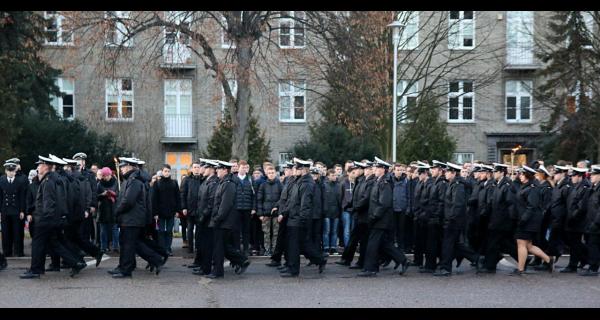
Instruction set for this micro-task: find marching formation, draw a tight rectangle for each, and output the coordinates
[1,153,599,279]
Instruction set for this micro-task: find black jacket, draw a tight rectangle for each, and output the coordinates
[340,177,355,213]
[115,169,147,227]
[478,179,495,218]
[234,174,255,211]
[97,176,118,224]
[210,173,238,230]
[414,178,433,222]
[407,177,418,217]
[565,179,592,233]
[80,168,98,209]
[368,176,394,230]
[467,179,485,223]
[199,175,219,227]
[180,174,204,216]
[34,171,64,227]
[489,176,517,231]
[26,177,41,216]
[0,174,27,216]
[549,177,571,229]
[277,175,297,217]
[428,176,447,225]
[152,176,181,218]
[312,178,324,219]
[516,180,543,233]
[443,176,468,230]
[352,175,376,224]
[286,174,315,228]
[55,169,71,222]
[585,182,600,235]
[256,178,283,217]
[322,180,342,219]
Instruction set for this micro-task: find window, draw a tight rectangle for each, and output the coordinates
[398,80,418,123]
[106,78,133,121]
[506,11,534,65]
[397,11,419,50]
[582,11,595,48]
[448,80,474,122]
[105,11,132,47]
[221,79,237,118]
[448,11,475,49]
[50,78,74,119]
[279,152,293,166]
[453,152,473,164]
[165,152,192,184]
[567,81,593,113]
[44,11,73,45]
[164,79,193,137]
[505,80,532,122]
[221,12,243,48]
[279,80,306,122]
[279,11,305,48]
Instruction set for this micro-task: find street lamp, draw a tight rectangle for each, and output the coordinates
[387,20,405,163]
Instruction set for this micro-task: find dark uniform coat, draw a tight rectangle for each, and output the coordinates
[285,174,315,228]
[210,173,239,230]
[352,175,376,224]
[585,182,600,235]
[368,176,394,230]
[565,179,592,233]
[516,180,543,233]
[443,176,468,230]
[549,177,571,229]
[488,176,517,231]
[115,169,147,227]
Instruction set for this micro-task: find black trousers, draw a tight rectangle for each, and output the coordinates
[565,231,587,268]
[119,226,164,275]
[196,225,213,274]
[250,213,263,250]
[311,218,323,251]
[363,228,407,272]
[413,219,427,266]
[186,215,197,252]
[586,234,600,272]
[272,216,289,264]
[341,222,369,266]
[404,213,414,252]
[212,228,247,276]
[80,216,95,243]
[465,212,478,248]
[180,216,188,242]
[239,210,251,252]
[424,222,442,270]
[30,224,80,274]
[1,214,24,256]
[393,211,404,249]
[484,229,518,270]
[64,220,101,258]
[286,226,325,275]
[473,215,489,254]
[439,227,478,272]
[546,226,566,257]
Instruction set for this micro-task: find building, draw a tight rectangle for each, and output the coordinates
[40,11,588,181]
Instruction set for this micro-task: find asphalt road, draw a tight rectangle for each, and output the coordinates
[1,238,599,308]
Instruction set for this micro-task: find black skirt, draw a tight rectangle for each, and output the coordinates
[514,230,537,241]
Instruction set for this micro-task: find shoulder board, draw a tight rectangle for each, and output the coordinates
[530,184,536,188]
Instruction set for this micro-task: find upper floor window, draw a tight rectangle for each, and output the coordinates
[44,11,73,45]
[50,78,74,119]
[105,11,132,47]
[106,78,133,121]
[279,11,305,49]
[448,80,474,122]
[453,152,473,164]
[398,80,418,123]
[506,80,532,122]
[221,79,238,119]
[448,11,475,49]
[567,81,593,113]
[397,11,419,50]
[221,12,243,49]
[279,80,306,122]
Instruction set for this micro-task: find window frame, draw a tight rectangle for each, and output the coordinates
[447,80,475,123]
[105,11,133,47]
[278,11,306,49]
[51,77,75,120]
[278,80,307,123]
[448,11,476,50]
[279,152,293,166]
[398,80,419,123]
[165,152,193,184]
[505,80,533,123]
[105,78,134,122]
[397,11,419,50]
[453,152,474,164]
[44,11,74,46]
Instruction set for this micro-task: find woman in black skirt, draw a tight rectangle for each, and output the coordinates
[514,165,555,275]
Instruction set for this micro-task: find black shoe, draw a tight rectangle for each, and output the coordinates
[476,268,496,274]
[0,259,6,271]
[534,263,550,271]
[356,271,377,277]
[112,272,132,279]
[279,268,290,274]
[455,257,464,268]
[192,269,207,276]
[528,257,542,267]
[277,265,288,271]
[579,269,599,277]
[349,264,362,270]
[418,268,435,274]
[318,260,327,274]
[560,266,578,273]
[187,263,201,269]
[95,251,104,267]
[266,260,281,267]
[335,260,350,266]
[107,268,121,275]
[235,260,251,275]
[280,272,299,278]
[509,269,524,276]
[399,260,409,275]
[70,262,87,278]
[548,257,555,273]
[45,265,61,272]
[433,269,451,277]
[20,271,41,279]
[204,273,223,279]
[154,263,163,275]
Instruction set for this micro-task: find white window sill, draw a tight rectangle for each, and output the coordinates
[447,120,475,124]
[105,117,134,122]
[44,42,75,47]
[279,119,306,124]
[505,120,532,124]
[448,46,475,50]
[279,45,305,49]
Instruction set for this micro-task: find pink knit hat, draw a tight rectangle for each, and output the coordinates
[100,167,113,176]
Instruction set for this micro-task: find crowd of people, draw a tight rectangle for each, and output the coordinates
[1,152,599,279]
